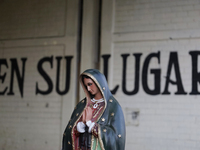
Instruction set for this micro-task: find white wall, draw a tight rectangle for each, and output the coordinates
[101,0,200,150]
[2,0,200,149]
[0,0,79,150]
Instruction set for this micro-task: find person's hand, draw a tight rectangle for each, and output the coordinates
[82,107,93,123]
[85,107,93,122]
[82,109,86,124]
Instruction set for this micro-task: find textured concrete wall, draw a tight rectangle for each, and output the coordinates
[1,0,200,149]
[0,0,79,150]
[101,0,200,150]
[0,0,66,39]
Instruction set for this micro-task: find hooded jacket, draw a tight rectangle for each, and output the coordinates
[62,69,126,150]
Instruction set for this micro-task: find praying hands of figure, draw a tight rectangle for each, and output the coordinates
[82,107,93,124]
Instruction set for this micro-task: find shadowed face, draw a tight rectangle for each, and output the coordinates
[83,78,100,97]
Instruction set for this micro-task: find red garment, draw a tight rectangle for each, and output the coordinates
[72,101,105,149]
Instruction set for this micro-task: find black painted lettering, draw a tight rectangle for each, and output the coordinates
[56,56,73,95]
[102,54,119,94]
[162,52,187,95]
[7,58,27,97]
[0,59,8,95]
[142,51,161,95]
[36,56,53,95]
[189,51,200,94]
[121,53,142,95]
[101,54,110,80]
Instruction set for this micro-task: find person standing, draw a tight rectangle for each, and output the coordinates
[62,69,126,150]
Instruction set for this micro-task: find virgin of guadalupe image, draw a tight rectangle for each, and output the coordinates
[62,69,126,150]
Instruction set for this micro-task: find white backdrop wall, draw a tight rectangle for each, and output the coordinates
[0,0,79,150]
[101,0,200,150]
[1,0,200,150]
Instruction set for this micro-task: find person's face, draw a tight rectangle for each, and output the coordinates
[84,78,100,96]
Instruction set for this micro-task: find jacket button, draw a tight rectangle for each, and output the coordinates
[101,118,105,122]
[76,113,79,116]
[69,125,72,129]
[111,113,114,116]
[68,141,71,145]
[103,129,107,132]
[109,99,113,103]
[118,134,121,138]
[103,87,105,90]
